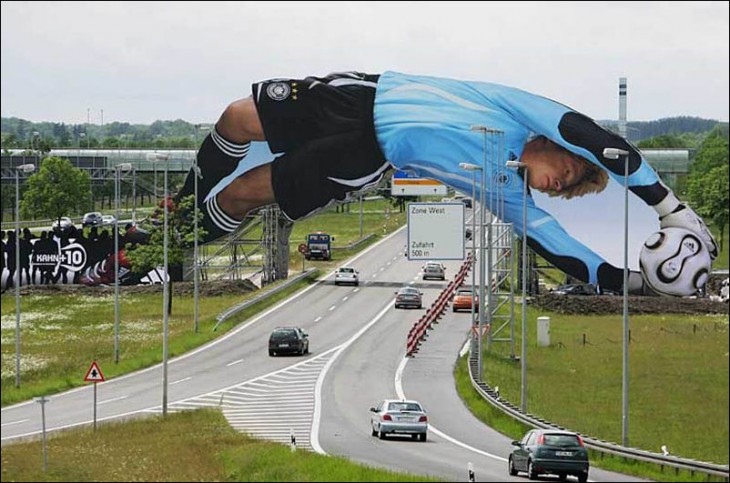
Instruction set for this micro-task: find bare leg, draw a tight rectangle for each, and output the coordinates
[217,164,276,219]
[216,97,266,144]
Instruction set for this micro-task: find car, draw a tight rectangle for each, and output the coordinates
[552,283,596,296]
[268,327,309,356]
[422,261,446,280]
[51,217,75,234]
[452,288,478,312]
[508,429,589,483]
[101,214,117,226]
[334,266,359,286]
[370,399,428,441]
[82,212,103,227]
[394,286,423,309]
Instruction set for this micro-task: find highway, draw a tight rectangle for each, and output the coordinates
[1,224,644,482]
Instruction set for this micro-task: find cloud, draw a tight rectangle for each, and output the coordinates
[2,1,728,124]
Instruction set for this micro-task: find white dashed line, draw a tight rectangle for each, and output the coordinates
[328,305,336,311]
[342,296,348,302]
[170,377,191,385]
[353,288,359,293]
[227,359,244,367]
[98,396,127,405]
[1,419,28,427]
[314,316,323,322]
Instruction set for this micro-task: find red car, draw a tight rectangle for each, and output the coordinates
[452,288,478,312]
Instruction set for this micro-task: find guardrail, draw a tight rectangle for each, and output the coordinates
[213,268,319,331]
[406,255,472,357]
[467,356,729,480]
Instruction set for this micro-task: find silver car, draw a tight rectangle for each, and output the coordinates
[334,266,359,286]
[370,399,428,441]
[422,261,446,280]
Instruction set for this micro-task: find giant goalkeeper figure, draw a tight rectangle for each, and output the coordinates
[174,71,718,295]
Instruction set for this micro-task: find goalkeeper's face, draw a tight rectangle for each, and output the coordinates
[523,139,585,193]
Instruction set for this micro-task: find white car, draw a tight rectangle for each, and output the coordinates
[370,399,428,441]
[101,215,117,226]
[334,266,359,286]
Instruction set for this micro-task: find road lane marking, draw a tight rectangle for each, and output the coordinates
[353,288,359,293]
[395,357,507,463]
[1,419,28,427]
[329,305,336,311]
[311,299,396,454]
[342,296,348,302]
[98,396,127,405]
[314,316,323,322]
[170,377,192,385]
[226,359,244,367]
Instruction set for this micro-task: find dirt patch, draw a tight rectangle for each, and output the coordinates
[11,280,259,298]
[533,294,728,315]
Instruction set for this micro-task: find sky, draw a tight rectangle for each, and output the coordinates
[1,1,728,126]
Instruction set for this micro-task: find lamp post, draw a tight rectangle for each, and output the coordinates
[193,125,209,333]
[470,125,494,381]
[14,163,35,388]
[460,162,483,353]
[149,152,171,416]
[506,160,530,412]
[603,147,631,447]
[113,163,133,364]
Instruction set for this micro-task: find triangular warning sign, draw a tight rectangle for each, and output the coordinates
[84,360,105,382]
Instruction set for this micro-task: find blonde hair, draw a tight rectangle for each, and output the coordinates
[545,152,609,200]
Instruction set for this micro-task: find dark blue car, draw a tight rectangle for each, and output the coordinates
[509,429,589,482]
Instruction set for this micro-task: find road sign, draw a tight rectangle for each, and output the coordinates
[391,170,447,196]
[298,243,309,255]
[407,202,465,260]
[84,360,105,382]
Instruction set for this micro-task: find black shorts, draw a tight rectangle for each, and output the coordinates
[252,72,391,220]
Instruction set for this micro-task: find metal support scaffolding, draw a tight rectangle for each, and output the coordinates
[184,206,292,285]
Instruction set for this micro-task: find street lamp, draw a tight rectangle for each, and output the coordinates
[603,146,631,447]
[470,125,495,381]
[14,163,35,388]
[113,163,133,364]
[507,160,529,413]
[193,125,210,333]
[148,152,171,416]
[460,162,483,356]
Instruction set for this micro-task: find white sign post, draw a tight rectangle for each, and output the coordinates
[407,202,465,260]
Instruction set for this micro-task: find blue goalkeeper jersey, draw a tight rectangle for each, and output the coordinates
[373,71,668,291]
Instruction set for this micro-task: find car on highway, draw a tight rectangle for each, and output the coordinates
[452,288,477,312]
[334,266,359,286]
[552,283,596,296]
[82,212,103,227]
[370,399,428,441]
[268,327,309,357]
[51,217,75,234]
[508,429,589,483]
[394,286,423,309]
[101,214,117,226]
[422,261,446,280]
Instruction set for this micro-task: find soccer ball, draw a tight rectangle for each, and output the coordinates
[639,227,712,297]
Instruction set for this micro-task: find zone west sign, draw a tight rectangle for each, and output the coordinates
[407,202,465,260]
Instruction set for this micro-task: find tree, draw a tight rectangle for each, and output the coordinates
[687,165,729,251]
[20,156,92,224]
[125,195,206,315]
[686,129,729,250]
